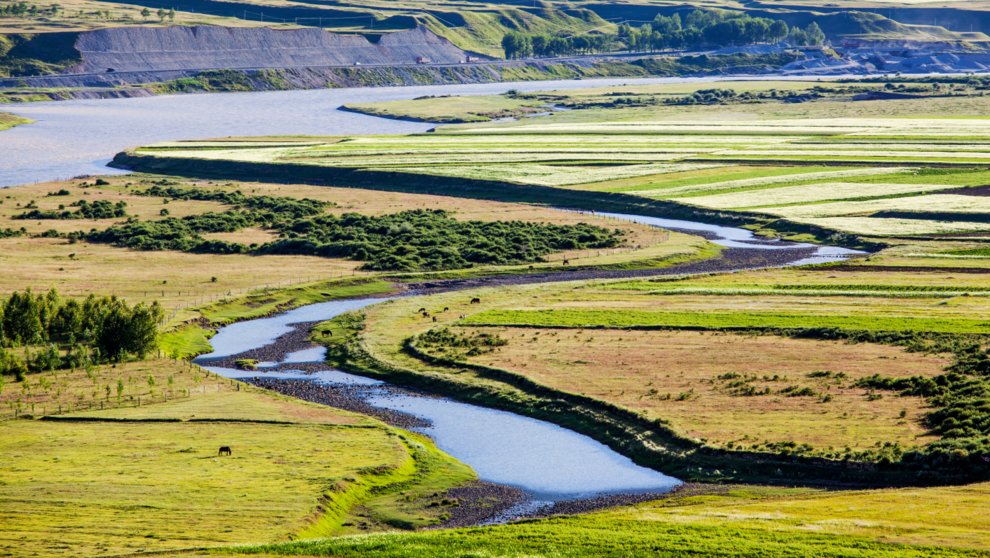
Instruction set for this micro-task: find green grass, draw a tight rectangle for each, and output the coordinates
[462,308,990,334]
[0,386,473,556]
[158,277,395,359]
[218,484,990,558]
[159,322,215,359]
[0,111,30,130]
[343,95,547,123]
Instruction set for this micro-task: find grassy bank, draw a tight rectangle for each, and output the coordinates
[216,482,990,557]
[0,361,474,556]
[0,111,29,130]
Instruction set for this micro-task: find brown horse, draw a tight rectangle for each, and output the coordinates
[218,446,232,456]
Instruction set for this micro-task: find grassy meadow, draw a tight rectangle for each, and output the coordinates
[0,111,30,129]
[0,361,475,557]
[205,482,990,557]
[7,83,990,556]
[127,91,990,242]
[0,174,707,325]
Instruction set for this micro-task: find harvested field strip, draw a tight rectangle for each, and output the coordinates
[458,327,945,451]
[605,286,990,298]
[461,309,990,333]
[683,182,955,209]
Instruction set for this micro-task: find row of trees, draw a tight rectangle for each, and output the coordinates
[0,2,60,17]
[503,10,826,59]
[0,289,162,377]
[502,32,613,59]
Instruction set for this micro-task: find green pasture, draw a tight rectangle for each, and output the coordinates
[462,308,990,334]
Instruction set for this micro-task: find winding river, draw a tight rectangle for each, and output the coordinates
[191,210,858,517]
[3,77,859,518]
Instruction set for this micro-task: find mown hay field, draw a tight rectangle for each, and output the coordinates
[129,111,990,239]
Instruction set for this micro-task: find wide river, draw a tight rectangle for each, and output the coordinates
[0,74,837,187]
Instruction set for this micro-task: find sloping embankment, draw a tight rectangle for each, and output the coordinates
[69,25,472,73]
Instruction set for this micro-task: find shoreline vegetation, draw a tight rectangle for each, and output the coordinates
[0,111,29,130]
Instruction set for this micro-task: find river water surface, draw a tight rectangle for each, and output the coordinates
[5,77,859,515]
[193,209,858,509]
[197,297,683,503]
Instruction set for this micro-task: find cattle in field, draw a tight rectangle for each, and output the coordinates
[470,297,481,304]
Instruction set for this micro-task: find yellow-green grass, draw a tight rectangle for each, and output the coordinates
[354,280,955,452]
[0,111,30,130]
[0,0,296,33]
[0,358,474,556]
[211,482,990,557]
[124,104,990,238]
[0,358,210,419]
[343,95,548,123]
[453,327,946,451]
[0,414,398,556]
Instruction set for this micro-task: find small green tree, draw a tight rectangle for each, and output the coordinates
[141,7,151,19]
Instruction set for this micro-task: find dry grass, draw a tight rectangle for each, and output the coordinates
[0,175,704,314]
[461,328,947,451]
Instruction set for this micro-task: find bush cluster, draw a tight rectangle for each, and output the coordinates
[89,194,622,271]
[267,210,621,271]
[17,199,127,220]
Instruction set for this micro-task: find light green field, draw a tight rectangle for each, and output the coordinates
[126,97,990,239]
[210,483,990,557]
[0,374,474,557]
[343,95,549,123]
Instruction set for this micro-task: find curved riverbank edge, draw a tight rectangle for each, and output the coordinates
[318,310,984,489]
[110,151,883,252]
[0,112,32,131]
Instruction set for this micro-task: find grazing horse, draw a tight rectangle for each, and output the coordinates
[218,446,232,456]
[422,311,430,318]
[321,330,332,337]
[443,307,449,312]
[470,297,481,304]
